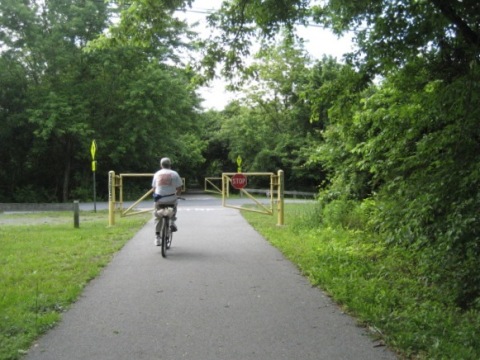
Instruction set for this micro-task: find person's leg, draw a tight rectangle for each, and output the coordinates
[154,202,161,245]
[171,202,178,232]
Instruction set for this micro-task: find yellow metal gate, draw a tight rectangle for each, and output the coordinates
[221,170,284,226]
[107,170,284,226]
[108,172,154,225]
[204,177,222,195]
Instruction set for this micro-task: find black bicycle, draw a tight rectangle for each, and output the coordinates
[155,204,175,257]
[154,197,184,258]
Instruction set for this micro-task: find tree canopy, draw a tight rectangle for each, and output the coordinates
[0,0,203,201]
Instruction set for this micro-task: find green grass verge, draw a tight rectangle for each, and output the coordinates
[0,210,150,360]
[242,203,480,360]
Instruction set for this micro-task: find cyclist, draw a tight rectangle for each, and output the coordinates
[152,157,183,246]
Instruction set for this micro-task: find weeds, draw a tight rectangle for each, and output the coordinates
[242,203,480,360]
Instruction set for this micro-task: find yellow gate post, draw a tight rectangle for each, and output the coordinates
[108,171,115,226]
[277,169,284,226]
[221,174,226,207]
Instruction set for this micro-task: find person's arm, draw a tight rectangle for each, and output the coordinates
[176,186,182,196]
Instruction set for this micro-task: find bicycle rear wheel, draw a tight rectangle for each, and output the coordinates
[161,217,168,258]
[166,225,173,249]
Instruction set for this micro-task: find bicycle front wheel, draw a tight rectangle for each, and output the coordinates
[161,217,168,258]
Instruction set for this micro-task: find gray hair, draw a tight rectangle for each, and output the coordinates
[160,157,171,169]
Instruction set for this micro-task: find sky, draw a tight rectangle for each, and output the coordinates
[178,0,354,110]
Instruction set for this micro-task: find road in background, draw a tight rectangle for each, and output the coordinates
[26,194,396,360]
[79,193,312,212]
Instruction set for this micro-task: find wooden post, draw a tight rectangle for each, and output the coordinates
[74,200,80,228]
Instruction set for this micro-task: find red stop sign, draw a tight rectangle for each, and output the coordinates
[231,173,247,189]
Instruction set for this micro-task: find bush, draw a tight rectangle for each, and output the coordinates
[320,198,375,231]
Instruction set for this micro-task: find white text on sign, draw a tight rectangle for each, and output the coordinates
[231,173,247,189]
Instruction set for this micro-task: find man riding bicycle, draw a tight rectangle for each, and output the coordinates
[152,157,183,246]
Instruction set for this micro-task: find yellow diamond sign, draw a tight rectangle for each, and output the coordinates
[90,140,97,160]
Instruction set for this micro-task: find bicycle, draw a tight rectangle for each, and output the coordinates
[154,197,185,258]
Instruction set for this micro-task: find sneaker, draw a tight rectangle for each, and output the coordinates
[170,222,177,232]
[155,235,161,246]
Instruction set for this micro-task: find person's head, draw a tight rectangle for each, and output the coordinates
[160,157,171,169]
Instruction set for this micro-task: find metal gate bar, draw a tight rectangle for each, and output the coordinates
[204,177,223,195]
[222,173,273,215]
[122,188,153,217]
[221,170,284,225]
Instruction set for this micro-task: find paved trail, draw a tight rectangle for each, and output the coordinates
[26,195,397,360]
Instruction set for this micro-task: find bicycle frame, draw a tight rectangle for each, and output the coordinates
[155,205,175,258]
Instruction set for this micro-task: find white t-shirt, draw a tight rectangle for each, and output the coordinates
[152,169,183,203]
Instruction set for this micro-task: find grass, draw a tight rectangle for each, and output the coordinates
[1,204,479,359]
[242,203,480,360]
[0,210,150,360]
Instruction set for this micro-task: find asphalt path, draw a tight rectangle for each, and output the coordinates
[26,194,397,360]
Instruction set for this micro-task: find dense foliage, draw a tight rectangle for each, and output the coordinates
[318,0,480,309]
[0,0,203,202]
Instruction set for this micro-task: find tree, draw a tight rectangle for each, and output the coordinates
[239,36,323,187]
[200,0,311,79]
[200,37,327,189]
[315,0,480,80]
[89,0,195,64]
[0,55,30,201]
[200,0,480,81]
[0,0,111,201]
[345,61,480,308]
[197,109,231,179]
[301,57,371,199]
[0,0,205,201]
